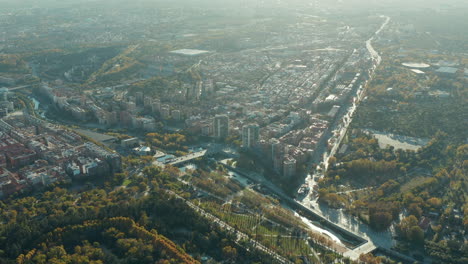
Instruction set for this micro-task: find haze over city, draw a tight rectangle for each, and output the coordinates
[0,0,466,263]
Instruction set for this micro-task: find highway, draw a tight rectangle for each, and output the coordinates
[296,15,397,261]
[366,15,391,65]
[321,15,391,171]
[5,84,32,91]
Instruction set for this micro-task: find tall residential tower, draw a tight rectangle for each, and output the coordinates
[213,115,229,139]
[242,123,260,148]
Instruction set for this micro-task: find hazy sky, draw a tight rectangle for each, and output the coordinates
[1,0,467,8]
[0,0,466,16]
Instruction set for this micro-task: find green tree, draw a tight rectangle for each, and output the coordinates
[222,246,237,262]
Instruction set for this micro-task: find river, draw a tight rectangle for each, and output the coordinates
[222,161,348,247]
[28,96,48,119]
[30,96,39,110]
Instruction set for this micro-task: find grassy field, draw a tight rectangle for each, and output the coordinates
[400,176,431,193]
[122,179,132,186]
[196,198,317,261]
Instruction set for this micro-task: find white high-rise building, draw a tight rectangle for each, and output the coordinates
[270,138,283,159]
[242,123,260,148]
[213,115,229,139]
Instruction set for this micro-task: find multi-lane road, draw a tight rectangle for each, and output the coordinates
[297,15,394,261]
[5,84,32,91]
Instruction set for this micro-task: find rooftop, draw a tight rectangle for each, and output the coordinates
[435,67,458,74]
[74,129,117,144]
[402,62,430,69]
[170,49,210,56]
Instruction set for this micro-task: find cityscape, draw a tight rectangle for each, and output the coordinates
[0,0,466,264]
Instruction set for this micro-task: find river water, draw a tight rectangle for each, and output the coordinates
[30,96,39,110]
[28,96,47,118]
[224,164,349,246]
